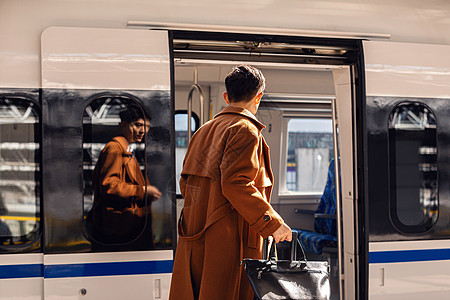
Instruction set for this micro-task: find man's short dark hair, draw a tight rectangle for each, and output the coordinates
[119,104,151,123]
[225,65,265,103]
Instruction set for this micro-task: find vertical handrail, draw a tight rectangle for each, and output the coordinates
[331,97,344,300]
[187,66,204,143]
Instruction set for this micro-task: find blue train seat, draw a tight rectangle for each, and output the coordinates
[294,159,337,255]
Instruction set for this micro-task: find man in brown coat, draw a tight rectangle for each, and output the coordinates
[88,105,161,248]
[169,65,292,300]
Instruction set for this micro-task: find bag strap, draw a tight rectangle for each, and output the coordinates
[262,237,270,260]
[291,231,308,263]
[262,236,279,261]
[263,237,278,260]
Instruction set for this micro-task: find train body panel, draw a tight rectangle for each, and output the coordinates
[364,41,450,99]
[1,27,174,299]
[43,250,172,299]
[0,254,43,300]
[41,27,171,91]
[2,0,450,89]
[369,240,450,299]
[364,41,450,299]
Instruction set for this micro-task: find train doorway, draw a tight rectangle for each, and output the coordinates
[169,30,363,300]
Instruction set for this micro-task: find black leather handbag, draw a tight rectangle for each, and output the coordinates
[242,231,330,300]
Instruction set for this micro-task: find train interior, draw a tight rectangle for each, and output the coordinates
[174,63,336,228]
[172,36,358,299]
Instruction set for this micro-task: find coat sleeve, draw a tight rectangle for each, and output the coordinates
[97,142,145,201]
[220,127,284,238]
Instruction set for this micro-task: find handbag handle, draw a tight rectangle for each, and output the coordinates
[291,231,308,263]
[266,237,278,260]
[263,231,308,263]
[262,236,271,260]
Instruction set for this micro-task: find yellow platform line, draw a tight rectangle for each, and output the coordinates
[0,216,40,222]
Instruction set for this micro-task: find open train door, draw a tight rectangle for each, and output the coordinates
[332,66,359,300]
[41,27,174,299]
[364,41,450,299]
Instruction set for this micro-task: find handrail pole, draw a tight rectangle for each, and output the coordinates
[187,66,204,143]
[187,93,192,143]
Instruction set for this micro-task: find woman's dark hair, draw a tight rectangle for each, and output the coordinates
[119,104,151,123]
[224,65,265,103]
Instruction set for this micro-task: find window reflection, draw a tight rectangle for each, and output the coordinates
[0,97,40,245]
[83,95,157,250]
[388,102,438,233]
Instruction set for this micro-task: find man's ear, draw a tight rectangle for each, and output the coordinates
[223,92,230,104]
[255,92,263,104]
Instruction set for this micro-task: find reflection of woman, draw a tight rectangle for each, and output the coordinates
[88,105,161,248]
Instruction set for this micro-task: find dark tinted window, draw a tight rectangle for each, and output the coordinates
[388,102,438,233]
[0,97,40,245]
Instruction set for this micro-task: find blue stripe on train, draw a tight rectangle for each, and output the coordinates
[44,260,173,278]
[0,260,173,279]
[0,264,43,279]
[369,248,450,264]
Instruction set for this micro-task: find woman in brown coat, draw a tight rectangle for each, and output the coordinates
[169,66,292,300]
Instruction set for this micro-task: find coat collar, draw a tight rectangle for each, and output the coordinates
[215,106,265,131]
[111,136,145,184]
[112,136,133,155]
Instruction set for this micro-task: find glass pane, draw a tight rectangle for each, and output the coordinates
[388,102,438,233]
[175,113,197,195]
[285,118,334,194]
[83,96,153,249]
[0,98,40,245]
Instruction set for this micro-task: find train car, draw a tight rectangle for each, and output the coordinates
[1,1,450,299]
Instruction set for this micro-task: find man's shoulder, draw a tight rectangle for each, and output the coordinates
[189,114,260,147]
[214,113,260,134]
[103,137,126,154]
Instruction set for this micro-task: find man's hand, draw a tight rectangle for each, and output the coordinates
[272,222,292,243]
[145,185,162,200]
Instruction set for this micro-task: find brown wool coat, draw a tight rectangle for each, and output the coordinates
[169,106,284,300]
[89,136,148,241]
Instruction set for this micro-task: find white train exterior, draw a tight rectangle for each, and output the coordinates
[1,1,450,299]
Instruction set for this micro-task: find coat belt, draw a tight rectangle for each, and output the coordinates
[178,202,234,241]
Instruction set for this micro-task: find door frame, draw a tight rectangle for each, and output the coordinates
[168,29,367,300]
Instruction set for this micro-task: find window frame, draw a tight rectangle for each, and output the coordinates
[174,110,200,198]
[388,101,439,234]
[278,113,334,201]
[0,93,42,250]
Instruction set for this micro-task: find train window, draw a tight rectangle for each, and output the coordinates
[281,118,334,194]
[0,97,40,246]
[174,111,199,195]
[388,102,438,233]
[83,95,154,249]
